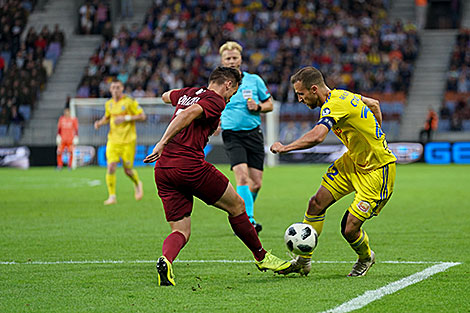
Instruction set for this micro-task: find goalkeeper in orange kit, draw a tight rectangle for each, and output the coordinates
[56,107,79,170]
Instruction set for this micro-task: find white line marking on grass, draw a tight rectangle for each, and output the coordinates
[321,262,461,313]
[0,259,457,265]
[87,179,101,187]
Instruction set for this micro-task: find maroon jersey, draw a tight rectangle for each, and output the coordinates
[156,87,226,167]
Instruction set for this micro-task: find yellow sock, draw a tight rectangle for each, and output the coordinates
[105,172,116,197]
[127,169,140,185]
[303,212,325,236]
[302,212,325,257]
[349,229,371,260]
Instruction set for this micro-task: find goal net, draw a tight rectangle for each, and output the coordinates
[69,97,280,166]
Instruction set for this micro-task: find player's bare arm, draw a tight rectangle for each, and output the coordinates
[362,96,382,126]
[270,124,329,154]
[162,90,178,104]
[143,104,204,163]
[94,115,109,129]
[114,112,147,125]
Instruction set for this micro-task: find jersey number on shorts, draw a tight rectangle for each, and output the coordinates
[326,164,339,181]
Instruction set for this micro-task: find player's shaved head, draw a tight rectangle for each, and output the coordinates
[290,67,326,90]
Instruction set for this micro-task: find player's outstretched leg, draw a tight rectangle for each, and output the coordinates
[156,256,175,286]
[348,250,375,277]
[255,251,292,273]
[228,212,291,274]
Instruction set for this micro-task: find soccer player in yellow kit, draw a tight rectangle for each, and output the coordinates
[94,79,147,205]
[271,67,396,277]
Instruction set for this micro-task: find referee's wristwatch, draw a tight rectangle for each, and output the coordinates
[255,104,262,112]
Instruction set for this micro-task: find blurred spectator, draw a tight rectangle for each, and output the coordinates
[79,2,95,34]
[419,108,438,142]
[279,121,298,144]
[101,21,113,41]
[78,1,110,35]
[450,111,463,131]
[95,2,108,34]
[439,100,452,120]
[52,24,65,48]
[131,85,145,98]
[9,105,25,143]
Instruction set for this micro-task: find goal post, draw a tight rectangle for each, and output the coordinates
[69,97,280,166]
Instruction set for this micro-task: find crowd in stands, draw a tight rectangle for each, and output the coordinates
[78,0,111,35]
[77,0,419,98]
[0,0,66,142]
[75,0,419,138]
[442,28,470,131]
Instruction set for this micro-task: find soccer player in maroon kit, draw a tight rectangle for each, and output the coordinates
[144,67,291,286]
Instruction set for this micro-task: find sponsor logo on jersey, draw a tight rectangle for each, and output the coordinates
[178,95,201,107]
[333,127,342,136]
[357,201,371,213]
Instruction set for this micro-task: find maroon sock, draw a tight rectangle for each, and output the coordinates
[229,212,267,261]
[162,231,187,263]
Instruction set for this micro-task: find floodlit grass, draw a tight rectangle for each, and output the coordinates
[0,164,469,312]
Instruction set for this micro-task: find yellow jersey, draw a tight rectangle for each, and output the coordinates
[105,95,143,144]
[318,89,396,172]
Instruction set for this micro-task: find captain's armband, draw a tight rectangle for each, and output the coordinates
[316,117,335,131]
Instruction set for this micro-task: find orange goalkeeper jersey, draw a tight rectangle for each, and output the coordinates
[57,116,79,143]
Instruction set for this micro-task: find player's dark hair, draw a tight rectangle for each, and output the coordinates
[111,78,124,85]
[290,66,326,89]
[209,66,241,87]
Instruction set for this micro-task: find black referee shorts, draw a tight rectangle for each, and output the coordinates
[222,127,265,171]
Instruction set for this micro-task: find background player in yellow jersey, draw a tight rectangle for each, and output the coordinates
[94,79,147,205]
[271,67,396,277]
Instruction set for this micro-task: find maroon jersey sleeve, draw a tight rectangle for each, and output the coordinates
[169,89,184,106]
[197,93,225,120]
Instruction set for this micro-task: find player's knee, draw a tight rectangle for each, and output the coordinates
[237,176,249,186]
[124,168,133,176]
[251,180,262,192]
[233,196,246,216]
[341,220,360,242]
[107,163,117,173]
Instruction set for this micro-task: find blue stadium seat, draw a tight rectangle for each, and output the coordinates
[19,105,31,120]
[0,125,7,136]
[438,119,451,131]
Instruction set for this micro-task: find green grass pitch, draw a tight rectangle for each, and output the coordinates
[0,164,469,312]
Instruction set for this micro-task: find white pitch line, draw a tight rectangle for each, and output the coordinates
[321,262,461,313]
[0,259,454,265]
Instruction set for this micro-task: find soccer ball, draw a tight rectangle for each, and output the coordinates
[284,223,318,255]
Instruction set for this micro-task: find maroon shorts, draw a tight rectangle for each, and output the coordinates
[154,162,229,222]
